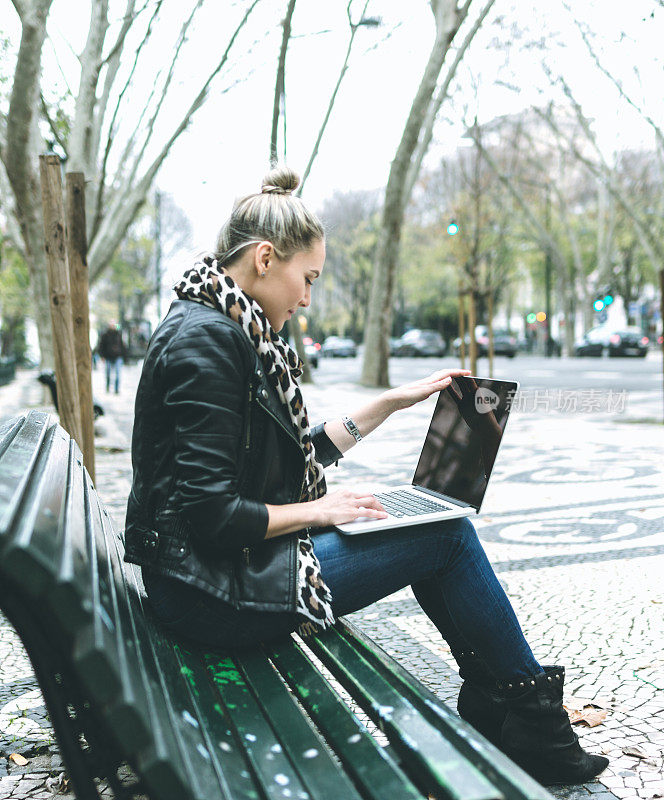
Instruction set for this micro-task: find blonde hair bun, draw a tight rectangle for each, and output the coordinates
[261,166,300,196]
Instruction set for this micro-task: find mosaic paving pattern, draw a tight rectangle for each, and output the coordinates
[1,365,663,799]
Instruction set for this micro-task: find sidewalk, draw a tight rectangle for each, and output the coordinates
[1,364,663,799]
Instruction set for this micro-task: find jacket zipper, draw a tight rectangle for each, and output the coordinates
[244,384,253,450]
[242,547,251,565]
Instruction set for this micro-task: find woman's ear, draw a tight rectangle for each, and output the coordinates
[254,241,273,277]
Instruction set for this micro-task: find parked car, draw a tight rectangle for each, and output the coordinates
[453,326,518,358]
[303,336,321,368]
[389,337,401,356]
[321,336,357,358]
[574,326,649,358]
[392,329,447,357]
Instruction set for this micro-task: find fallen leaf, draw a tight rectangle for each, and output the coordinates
[565,695,608,711]
[622,745,649,759]
[565,706,607,727]
[8,753,29,766]
[46,772,70,794]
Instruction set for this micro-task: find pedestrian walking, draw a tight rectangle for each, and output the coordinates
[97,321,126,394]
[123,166,608,785]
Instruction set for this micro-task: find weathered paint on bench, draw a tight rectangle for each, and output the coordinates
[0,410,554,800]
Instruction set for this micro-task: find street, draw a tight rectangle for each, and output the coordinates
[317,350,663,394]
[0,355,663,799]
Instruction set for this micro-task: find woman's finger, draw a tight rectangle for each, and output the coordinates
[357,506,389,518]
[354,495,386,511]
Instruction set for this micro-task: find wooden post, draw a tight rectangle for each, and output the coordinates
[487,289,494,379]
[66,173,95,482]
[468,287,477,376]
[39,155,83,447]
[458,278,466,368]
[660,268,664,424]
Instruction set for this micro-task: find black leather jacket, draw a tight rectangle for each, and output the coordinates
[124,299,342,612]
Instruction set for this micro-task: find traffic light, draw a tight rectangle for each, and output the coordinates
[594,287,614,312]
[526,312,536,323]
[447,220,459,236]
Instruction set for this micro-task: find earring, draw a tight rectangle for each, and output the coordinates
[260,272,266,277]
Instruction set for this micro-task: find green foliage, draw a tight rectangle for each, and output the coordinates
[311,190,380,341]
[0,240,30,360]
[97,228,154,325]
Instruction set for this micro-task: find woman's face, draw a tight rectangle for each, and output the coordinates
[257,238,326,332]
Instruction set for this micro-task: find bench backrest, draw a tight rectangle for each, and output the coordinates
[0,411,553,800]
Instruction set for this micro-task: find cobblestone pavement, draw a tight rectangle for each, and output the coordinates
[1,363,663,799]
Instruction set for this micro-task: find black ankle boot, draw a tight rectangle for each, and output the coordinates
[456,651,507,747]
[500,665,609,785]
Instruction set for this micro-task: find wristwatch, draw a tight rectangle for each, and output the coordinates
[342,415,362,443]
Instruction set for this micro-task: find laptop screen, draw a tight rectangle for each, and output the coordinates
[412,377,517,511]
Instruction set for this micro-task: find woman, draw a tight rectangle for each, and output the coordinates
[124,167,608,786]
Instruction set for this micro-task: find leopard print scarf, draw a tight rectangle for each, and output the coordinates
[174,255,335,634]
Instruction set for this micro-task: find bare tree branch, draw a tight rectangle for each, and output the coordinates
[405,0,496,203]
[40,93,67,155]
[88,0,262,280]
[10,0,29,21]
[91,0,138,162]
[564,3,664,155]
[68,0,110,172]
[362,0,480,386]
[270,0,297,168]
[462,119,568,274]
[4,0,54,220]
[0,160,27,257]
[101,0,150,66]
[532,95,664,270]
[91,0,164,239]
[297,0,370,195]
[127,0,206,184]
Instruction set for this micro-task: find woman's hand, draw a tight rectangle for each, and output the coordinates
[383,368,472,413]
[309,489,388,527]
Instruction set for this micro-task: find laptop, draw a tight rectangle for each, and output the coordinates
[336,376,518,535]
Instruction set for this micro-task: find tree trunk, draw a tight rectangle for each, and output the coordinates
[4,0,55,367]
[361,0,470,387]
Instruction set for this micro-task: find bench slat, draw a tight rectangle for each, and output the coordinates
[0,412,50,538]
[268,638,423,800]
[48,442,92,635]
[306,628,503,800]
[174,645,262,800]
[72,485,127,705]
[0,412,553,800]
[1,419,71,597]
[205,653,311,800]
[236,646,365,800]
[112,534,215,800]
[337,622,552,800]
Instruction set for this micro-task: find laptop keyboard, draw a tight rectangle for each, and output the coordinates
[374,489,452,518]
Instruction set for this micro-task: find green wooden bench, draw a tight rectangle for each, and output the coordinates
[0,410,554,800]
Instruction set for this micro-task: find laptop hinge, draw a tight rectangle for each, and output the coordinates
[414,485,478,511]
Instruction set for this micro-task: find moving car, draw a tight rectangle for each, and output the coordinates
[453,326,518,358]
[321,336,357,358]
[392,329,447,358]
[574,326,649,358]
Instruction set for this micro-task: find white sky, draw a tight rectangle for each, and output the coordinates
[2,0,663,274]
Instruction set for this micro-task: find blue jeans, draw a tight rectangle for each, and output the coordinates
[105,357,123,393]
[143,517,541,681]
